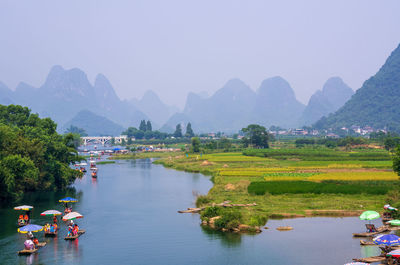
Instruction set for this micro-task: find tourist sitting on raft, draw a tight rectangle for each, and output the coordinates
[44,223,58,233]
[64,207,72,215]
[24,239,35,250]
[66,223,79,237]
[32,236,39,247]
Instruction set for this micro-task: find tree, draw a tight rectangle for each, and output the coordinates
[146,120,152,132]
[191,137,201,152]
[64,125,88,136]
[241,124,270,148]
[139,120,147,131]
[174,124,182,138]
[393,146,400,176]
[185,122,194,138]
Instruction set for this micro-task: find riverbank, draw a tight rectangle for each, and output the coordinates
[149,150,397,228]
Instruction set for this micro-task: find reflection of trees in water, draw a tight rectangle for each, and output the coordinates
[201,225,242,248]
[360,245,380,258]
[130,159,153,170]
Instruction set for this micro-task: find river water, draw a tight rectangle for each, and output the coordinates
[0,158,383,265]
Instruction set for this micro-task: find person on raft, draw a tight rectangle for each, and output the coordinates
[73,224,79,236]
[24,239,35,250]
[27,231,33,240]
[32,236,39,247]
[53,215,58,224]
[67,224,73,237]
[18,212,30,225]
[64,203,72,214]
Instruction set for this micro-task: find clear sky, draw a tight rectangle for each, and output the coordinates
[1,0,399,108]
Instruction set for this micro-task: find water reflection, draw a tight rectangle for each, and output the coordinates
[201,226,242,248]
[360,245,380,258]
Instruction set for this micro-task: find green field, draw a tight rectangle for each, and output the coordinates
[153,147,399,227]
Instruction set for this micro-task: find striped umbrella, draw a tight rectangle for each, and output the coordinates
[14,205,33,211]
[59,197,78,203]
[373,234,400,246]
[41,210,62,216]
[62,212,83,221]
[344,263,369,265]
[387,249,400,258]
[18,224,43,233]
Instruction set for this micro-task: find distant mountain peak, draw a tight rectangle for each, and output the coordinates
[258,76,296,99]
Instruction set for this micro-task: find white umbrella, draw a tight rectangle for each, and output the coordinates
[62,212,83,221]
[41,210,62,216]
[14,205,33,211]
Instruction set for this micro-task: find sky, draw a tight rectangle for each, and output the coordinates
[0,0,400,109]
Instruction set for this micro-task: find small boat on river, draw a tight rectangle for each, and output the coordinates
[64,230,85,240]
[18,248,38,255]
[360,240,375,246]
[353,225,389,237]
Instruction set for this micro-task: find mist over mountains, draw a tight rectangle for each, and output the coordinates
[0,65,356,135]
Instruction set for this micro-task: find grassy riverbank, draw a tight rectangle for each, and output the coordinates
[152,148,399,227]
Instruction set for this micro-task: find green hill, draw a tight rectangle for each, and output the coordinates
[314,43,400,132]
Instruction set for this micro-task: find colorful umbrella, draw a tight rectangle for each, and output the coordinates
[388,220,400,226]
[344,263,369,265]
[359,211,380,221]
[41,210,62,216]
[387,249,400,258]
[62,212,83,221]
[18,224,43,233]
[59,197,78,203]
[14,205,33,211]
[373,234,400,246]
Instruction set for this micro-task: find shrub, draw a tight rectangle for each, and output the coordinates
[201,206,220,219]
[248,215,268,226]
[196,195,212,207]
[214,209,242,230]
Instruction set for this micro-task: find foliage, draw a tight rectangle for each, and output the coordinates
[191,137,201,153]
[185,122,194,138]
[200,206,220,219]
[146,120,152,132]
[196,195,212,207]
[121,126,168,140]
[241,124,270,148]
[64,125,88,136]
[174,124,182,138]
[393,145,400,176]
[214,209,242,230]
[0,104,82,202]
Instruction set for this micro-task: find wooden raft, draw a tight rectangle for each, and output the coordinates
[18,249,38,255]
[178,201,257,213]
[360,240,375,246]
[65,229,85,240]
[36,242,46,248]
[44,231,57,237]
[353,256,385,263]
[353,225,389,237]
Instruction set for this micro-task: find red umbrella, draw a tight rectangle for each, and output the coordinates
[387,249,400,258]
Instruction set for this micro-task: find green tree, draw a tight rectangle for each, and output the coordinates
[146,120,152,132]
[185,122,194,138]
[191,137,201,152]
[393,145,400,176]
[139,120,147,131]
[241,124,270,148]
[174,124,182,138]
[64,125,88,136]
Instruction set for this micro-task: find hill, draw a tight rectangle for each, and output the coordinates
[314,43,400,131]
[300,77,353,125]
[63,109,125,136]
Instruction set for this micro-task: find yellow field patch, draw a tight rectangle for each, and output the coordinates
[308,171,399,181]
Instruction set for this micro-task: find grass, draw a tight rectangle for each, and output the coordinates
[130,147,398,226]
[97,161,116,165]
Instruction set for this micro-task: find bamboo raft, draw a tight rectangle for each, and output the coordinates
[44,231,57,237]
[36,242,47,248]
[353,225,389,237]
[18,249,38,255]
[276,226,293,231]
[360,240,375,246]
[353,256,385,263]
[64,229,85,240]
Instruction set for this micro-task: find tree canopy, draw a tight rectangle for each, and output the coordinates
[0,104,82,202]
[241,124,270,148]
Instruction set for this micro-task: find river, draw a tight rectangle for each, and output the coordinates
[0,158,383,264]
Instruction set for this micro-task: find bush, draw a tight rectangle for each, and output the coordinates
[214,209,242,230]
[201,206,220,219]
[196,195,212,207]
[248,215,268,226]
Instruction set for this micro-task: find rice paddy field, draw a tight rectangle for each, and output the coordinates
[154,147,400,223]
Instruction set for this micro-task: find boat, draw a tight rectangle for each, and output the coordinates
[276,226,293,231]
[352,256,386,263]
[44,231,57,237]
[64,229,85,240]
[353,225,389,237]
[360,240,375,245]
[18,249,38,255]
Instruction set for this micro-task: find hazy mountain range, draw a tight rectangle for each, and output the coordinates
[315,43,400,132]
[0,65,355,135]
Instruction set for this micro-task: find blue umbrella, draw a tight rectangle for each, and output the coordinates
[59,197,78,203]
[113,148,121,151]
[18,224,43,233]
[373,234,400,246]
